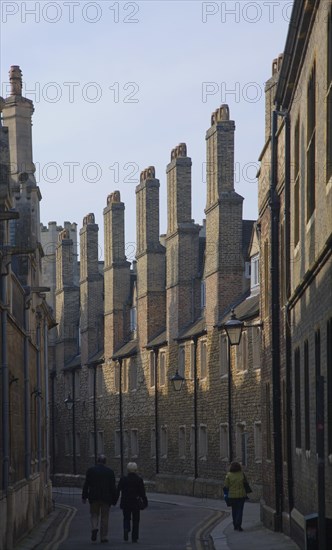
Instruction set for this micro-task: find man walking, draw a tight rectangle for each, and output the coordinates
[82,454,117,543]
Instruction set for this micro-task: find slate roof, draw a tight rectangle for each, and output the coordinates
[112,340,138,360]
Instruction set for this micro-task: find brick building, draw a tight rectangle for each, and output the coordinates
[0,67,54,549]
[45,105,263,499]
[258,0,332,547]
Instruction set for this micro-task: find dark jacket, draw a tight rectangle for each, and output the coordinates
[117,472,148,510]
[82,464,117,505]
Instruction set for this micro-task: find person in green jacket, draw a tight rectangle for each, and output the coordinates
[224,461,248,531]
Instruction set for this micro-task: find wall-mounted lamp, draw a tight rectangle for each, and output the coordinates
[170,370,185,392]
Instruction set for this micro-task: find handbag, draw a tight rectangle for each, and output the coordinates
[243,476,252,494]
[223,487,232,507]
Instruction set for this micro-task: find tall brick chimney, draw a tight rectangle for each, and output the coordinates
[166,144,200,342]
[103,191,131,359]
[55,229,80,367]
[79,213,104,365]
[204,105,244,327]
[135,167,166,347]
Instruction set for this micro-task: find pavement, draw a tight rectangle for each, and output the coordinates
[14,488,300,550]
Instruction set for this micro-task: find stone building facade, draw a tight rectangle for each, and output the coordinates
[46,105,263,499]
[258,0,332,547]
[0,67,54,549]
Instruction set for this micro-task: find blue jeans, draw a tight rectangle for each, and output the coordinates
[231,498,246,529]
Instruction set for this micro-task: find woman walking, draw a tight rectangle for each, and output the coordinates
[224,461,249,531]
[116,462,148,543]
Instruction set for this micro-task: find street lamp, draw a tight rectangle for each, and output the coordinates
[224,309,243,463]
[170,370,185,392]
[64,393,74,410]
[64,391,76,474]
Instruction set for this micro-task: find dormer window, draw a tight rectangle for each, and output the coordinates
[130,306,137,333]
[201,280,206,309]
[251,254,260,290]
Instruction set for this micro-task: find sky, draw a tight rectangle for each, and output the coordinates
[1,0,293,261]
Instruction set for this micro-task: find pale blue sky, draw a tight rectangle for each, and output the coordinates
[1,0,293,259]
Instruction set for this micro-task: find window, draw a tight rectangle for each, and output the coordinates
[115,430,121,457]
[200,340,207,379]
[282,380,288,462]
[89,432,95,457]
[199,425,207,459]
[280,223,285,305]
[254,422,262,462]
[304,340,310,451]
[250,254,259,289]
[151,428,156,458]
[149,352,155,388]
[129,358,137,390]
[236,331,247,372]
[64,373,71,399]
[220,334,228,376]
[327,7,332,182]
[178,346,185,378]
[266,383,271,460]
[131,429,138,457]
[306,63,316,221]
[294,347,301,448]
[130,305,137,333]
[114,362,120,393]
[220,423,229,461]
[160,426,168,458]
[201,280,206,309]
[179,426,186,458]
[315,329,321,456]
[252,327,261,369]
[159,352,166,387]
[294,117,300,245]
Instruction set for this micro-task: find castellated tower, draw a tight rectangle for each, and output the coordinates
[166,144,200,341]
[1,66,42,284]
[204,105,244,327]
[79,213,104,365]
[136,167,166,347]
[55,229,80,368]
[103,191,131,358]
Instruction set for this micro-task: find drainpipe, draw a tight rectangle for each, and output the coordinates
[36,319,42,470]
[227,338,233,463]
[93,365,97,464]
[283,112,294,513]
[270,109,283,530]
[24,296,31,479]
[193,336,198,480]
[50,370,56,477]
[71,370,77,474]
[154,348,159,475]
[1,265,9,490]
[119,358,124,476]
[44,319,50,483]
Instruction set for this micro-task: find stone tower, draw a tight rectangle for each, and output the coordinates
[135,167,166,347]
[165,144,200,341]
[79,213,104,365]
[204,104,244,327]
[1,65,42,284]
[103,191,131,359]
